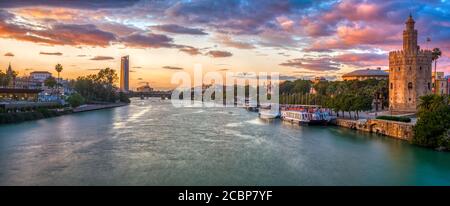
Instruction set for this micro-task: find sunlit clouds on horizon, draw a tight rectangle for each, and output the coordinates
[1,0,450,89]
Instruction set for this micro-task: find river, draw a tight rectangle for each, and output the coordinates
[0,98,449,185]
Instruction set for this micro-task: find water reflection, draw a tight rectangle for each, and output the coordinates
[0,98,450,185]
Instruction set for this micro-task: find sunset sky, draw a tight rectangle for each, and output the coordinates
[1,0,449,90]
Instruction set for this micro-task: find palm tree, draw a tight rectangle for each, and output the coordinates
[418,95,434,112]
[432,48,442,93]
[418,94,448,115]
[55,64,63,98]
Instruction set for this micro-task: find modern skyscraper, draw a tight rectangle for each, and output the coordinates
[388,15,433,113]
[120,55,129,92]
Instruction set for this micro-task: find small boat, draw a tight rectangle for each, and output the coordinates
[244,99,259,112]
[258,103,280,119]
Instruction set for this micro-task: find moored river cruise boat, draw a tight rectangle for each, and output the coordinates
[280,105,332,125]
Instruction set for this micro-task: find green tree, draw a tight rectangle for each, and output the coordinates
[73,68,126,103]
[353,95,372,119]
[0,70,7,87]
[44,76,57,88]
[0,70,18,87]
[413,94,450,149]
[67,93,85,108]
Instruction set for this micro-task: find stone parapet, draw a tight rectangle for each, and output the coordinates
[334,118,414,141]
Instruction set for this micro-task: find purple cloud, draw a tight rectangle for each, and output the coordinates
[120,33,175,48]
[178,46,202,56]
[280,58,341,71]
[0,0,139,9]
[206,50,233,58]
[150,24,207,35]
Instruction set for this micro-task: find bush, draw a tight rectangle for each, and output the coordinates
[37,108,51,118]
[0,109,74,124]
[438,129,450,149]
[0,113,13,124]
[376,115,411,123]
[67,93,85,108]
[413,106,450,148]
[118,92,131,103]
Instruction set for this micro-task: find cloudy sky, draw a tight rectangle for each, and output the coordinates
[1,0,449,89]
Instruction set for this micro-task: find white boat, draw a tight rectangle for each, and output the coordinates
[258,103,280,119]
[259,109,280,119]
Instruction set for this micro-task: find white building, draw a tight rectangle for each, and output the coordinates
[30,71,52,82]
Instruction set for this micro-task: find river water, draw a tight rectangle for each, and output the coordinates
[0,98,449,185]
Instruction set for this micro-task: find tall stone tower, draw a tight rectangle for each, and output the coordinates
[120,55,129,92]
[389,15,433,113]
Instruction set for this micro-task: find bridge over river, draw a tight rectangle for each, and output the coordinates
[128,91,172,99]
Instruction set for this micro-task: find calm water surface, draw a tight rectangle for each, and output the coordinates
[0,99,449,185]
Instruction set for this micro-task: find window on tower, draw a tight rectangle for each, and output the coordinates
[390,83,393,89]
[408,82,413,89]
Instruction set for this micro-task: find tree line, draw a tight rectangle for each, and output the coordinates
[279,79,388,119]
[70,68,130,105]
[0,70,17,87]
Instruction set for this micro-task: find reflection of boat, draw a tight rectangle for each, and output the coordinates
[245,106,259,112]
[258,104,280,119]
[280,106,331,125]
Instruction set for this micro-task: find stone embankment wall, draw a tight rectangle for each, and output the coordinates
[333,118,414,141]
[73,103,128,113]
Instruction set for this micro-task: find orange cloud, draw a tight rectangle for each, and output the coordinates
[0,10,116,47]
[276,16,294,31]
[15,8,81,21]
[4,52,14,57]
[334,53,387,66]
[322,0,383,23]
[336,25,398,45]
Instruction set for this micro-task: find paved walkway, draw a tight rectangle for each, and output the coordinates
[73,103,128,113]
[335,110,417,122]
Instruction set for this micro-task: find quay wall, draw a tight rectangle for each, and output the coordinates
[333,118,414,141]
[72,103,128,113]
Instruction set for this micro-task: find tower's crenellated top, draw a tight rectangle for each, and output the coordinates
[403,15,418,52]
